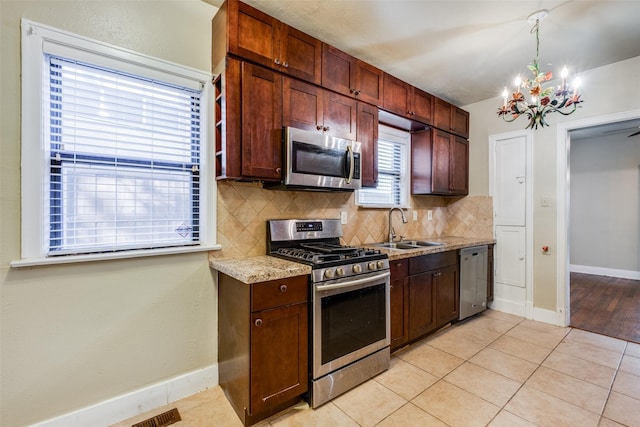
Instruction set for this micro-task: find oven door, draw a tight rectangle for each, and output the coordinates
[284,127,361,190]
[313,270,390,379]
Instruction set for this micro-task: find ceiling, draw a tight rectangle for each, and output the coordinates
[205,0,640,107]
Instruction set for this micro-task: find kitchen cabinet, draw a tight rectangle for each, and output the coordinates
[357,102,378,187]
[219,274,308,426]
[382,73,434,125]
[389,259,409,351]
[322,44,384,106]
[412,128,468,196]
[434,97,470,139]
[213,0,322,84]
[283,77,357,140]
[408,251,459,341]
[214,58,283,181]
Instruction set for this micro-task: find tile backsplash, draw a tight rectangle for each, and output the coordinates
[213,182,493,258]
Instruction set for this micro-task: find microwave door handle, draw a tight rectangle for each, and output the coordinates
[346,145,354,184]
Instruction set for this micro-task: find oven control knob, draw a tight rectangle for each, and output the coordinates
[324,269,335,279]
[352,264,362,274]
[377,260,385,269]
[335,267,345,277]
[368,262,377,271]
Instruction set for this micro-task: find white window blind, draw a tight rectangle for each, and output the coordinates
[357,125,410,208]
[46,55,202,255]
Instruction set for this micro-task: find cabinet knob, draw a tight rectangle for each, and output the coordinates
[255,319,263,327]
[323,126,330,132]
[274,58,281,65]
[355,90,361,95]
[279,284,288,293]
[433,272,442,277]
[283,61,289,68]
[316,125,322,131]
[350,88,356,94]
[275,167,282,175]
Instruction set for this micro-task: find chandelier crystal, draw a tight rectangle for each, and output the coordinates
[498,9,583,129]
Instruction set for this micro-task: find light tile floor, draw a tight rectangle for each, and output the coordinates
[111,310,640,427]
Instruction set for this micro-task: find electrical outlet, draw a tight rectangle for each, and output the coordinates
[413,210,418,221]
[340,211,348,225]
[427,210,433,221]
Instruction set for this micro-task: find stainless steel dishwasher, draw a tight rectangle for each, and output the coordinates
[459,245,488,320]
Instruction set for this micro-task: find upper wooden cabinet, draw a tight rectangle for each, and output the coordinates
[357,102,378,187]
[411,128,468,196]
[214,58,283,181]
[382,73,434,125]
[213,0,322,84]
[322,44,383,106]
[283,77,357,140]
[434,97,470,139]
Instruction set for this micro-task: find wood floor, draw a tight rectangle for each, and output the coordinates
[570,272,640,343]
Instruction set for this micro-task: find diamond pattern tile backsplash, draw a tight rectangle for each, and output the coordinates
[213,182,493,258]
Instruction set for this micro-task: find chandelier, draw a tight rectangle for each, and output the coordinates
[498,9,583,129]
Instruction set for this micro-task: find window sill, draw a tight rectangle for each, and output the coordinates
[10,244,222,268]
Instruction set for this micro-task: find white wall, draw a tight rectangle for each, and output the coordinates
[0,1,218,426]
[570,134,640,273]
[465,56,640,311]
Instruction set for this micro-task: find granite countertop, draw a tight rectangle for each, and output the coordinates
[209,236,495,284]
[209,254,311,284]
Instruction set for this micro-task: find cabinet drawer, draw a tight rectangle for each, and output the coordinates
[390,259,409,279]
[409,251,457,275]
[252,275,308,312]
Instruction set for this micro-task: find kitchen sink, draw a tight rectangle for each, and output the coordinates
[374,240,445,250]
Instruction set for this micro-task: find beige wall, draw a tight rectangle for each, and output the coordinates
[464,56,640,311]
[0,1,217,426]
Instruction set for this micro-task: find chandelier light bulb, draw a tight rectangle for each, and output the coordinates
[514,75,522,88]
[561,66,569,79]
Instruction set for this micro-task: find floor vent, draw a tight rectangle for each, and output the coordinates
[131,408,181,427]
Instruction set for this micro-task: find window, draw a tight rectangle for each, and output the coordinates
[18,20,217,264]
[356,125,410,208]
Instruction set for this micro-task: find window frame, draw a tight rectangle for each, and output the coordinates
[15,19,219,267]
[356,124,411,209]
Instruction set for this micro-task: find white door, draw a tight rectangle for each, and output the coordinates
[490,132,531,318]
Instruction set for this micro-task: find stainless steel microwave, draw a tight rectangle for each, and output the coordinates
[281,127,361,191]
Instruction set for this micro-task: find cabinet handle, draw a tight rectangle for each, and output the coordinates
[355,90,361,95]
[323,126,330,132]
[350,88,356,94]
[433,272,442,277]
[316,125,322,131]
[255,319,263,327]
[283,61,289,68]
[274,58,281,65]
[279,284,288,292]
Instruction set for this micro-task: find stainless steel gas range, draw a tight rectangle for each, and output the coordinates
[268,219,391,408]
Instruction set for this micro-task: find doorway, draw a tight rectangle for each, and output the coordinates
[556,109,640,332]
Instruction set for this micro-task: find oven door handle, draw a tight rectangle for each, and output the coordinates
[316,271,390,292]
[346,145,355,184]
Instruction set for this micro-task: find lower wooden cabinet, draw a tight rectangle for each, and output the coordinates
[219,274,308,426]
[390,251,460,351]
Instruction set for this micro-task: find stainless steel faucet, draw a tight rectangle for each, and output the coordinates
[388,207,408,243]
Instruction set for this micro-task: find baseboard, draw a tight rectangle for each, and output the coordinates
[30,364,218,427]
[488,297,526,317]
[570,264,640,280]
[532,307,560,326]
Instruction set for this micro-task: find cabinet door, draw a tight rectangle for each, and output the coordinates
[242,62,283,180]
[408,272,436,340]
[411,87,434,125]
[355,60,383,106]
[449,135,469,195]
[322,44,356,98]
[435,264,460,326]
[411,129,433,194]
[280,25,322,84]
[283,77,322,133]
[390,259,409,351]
[323,91,357,140]
[357,102,378,187]
[451,106,470,139]
[433,97,451,132]
[231,1,280,69]
[383,73,410,118]
[250,302,308,415]
[431,129,451,194]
